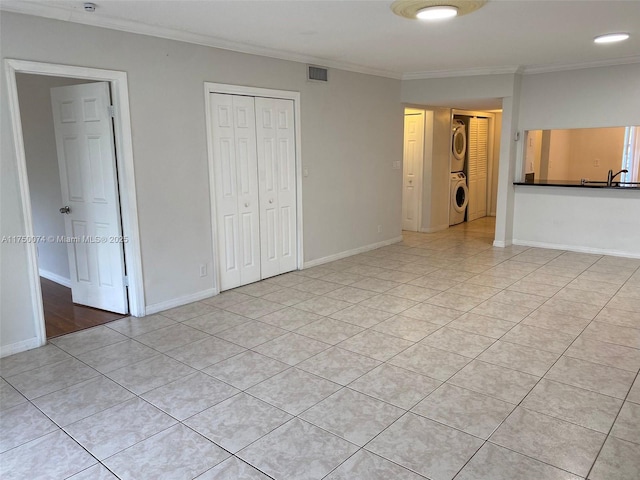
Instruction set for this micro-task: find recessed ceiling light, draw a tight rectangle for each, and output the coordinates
[594,33,630,44]
[416,6,458,20]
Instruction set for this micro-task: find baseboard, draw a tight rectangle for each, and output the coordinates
[512,239,640,259]
[303,236,403,269]
[419,224,449,233]
[145,288,217,316]
[39,269,71,288]
[0,336,44,359]
[493,240,508,248]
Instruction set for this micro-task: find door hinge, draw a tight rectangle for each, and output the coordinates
[123,275,129,287]
[108,105,116,117]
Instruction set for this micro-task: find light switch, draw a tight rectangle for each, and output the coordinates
[594,158,600,167]
[303,168,309,177]
[392,161,401,170]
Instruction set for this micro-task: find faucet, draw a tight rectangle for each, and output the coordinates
[607,169,628,186]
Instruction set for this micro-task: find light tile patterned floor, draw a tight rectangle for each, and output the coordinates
[1,217,640,479]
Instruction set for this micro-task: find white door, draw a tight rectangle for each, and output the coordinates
[402,112,424,231]
[50,82,128,313]
[255,97,297,279]
[467,117,488,222]
[211,93,261,290]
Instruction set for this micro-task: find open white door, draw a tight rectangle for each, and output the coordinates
[402,112,424,231]
[50,82,128,314]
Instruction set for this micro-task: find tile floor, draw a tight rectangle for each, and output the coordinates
[1,217,639,480]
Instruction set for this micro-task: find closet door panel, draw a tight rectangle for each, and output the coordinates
[255,97,297,278]
[211,94,260,290]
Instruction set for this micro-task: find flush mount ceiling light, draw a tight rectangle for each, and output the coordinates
[416,6,458,20]
[594,33,630,44]
[391,0,487,20]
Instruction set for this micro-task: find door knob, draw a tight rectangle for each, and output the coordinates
[269,199,274,204]
[244,202,249,207]
[59,206,71,214]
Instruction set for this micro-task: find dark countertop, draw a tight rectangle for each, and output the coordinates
[514,180,640,189]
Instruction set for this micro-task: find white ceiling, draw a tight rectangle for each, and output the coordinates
[2,0,640,79]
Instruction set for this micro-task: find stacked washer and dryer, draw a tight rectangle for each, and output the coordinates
[450,119,469,226]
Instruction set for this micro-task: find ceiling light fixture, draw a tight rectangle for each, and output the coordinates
[391,0,487,21]
[594,33,630,44]
[416,6,458,21]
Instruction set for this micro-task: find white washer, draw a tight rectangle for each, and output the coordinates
[450,172,469,226]
[451,119,466,172]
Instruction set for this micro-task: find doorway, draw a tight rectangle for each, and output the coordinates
[204,83,304,293]
[6,60,144,346]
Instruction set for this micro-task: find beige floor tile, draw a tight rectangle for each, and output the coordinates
[544,356,635,400]
[301,388,403,446]
[589,436,640,480]
[455,442,583,480]
[296,347,381,385]
[490,407,605,477]
[521,379,622,433]
[238,418,358,480]
[412,384,515,439]
[185,392,292,452]
[349,364,441,409]
[103,424,229,480]
[366,413,483,480]
[610,402,640,445]
[325,449,426,480]
[420,327,495,358]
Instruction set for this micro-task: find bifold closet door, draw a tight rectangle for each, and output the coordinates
[211,93,261,290]
[255,97,297,279]
[211,93,297,290]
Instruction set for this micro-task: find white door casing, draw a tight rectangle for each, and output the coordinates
[255,97,297,279]
[50,82,128,313]
[402,112,424,232]
[211,93,261,290]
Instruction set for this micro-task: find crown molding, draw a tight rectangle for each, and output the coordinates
[0,2,403,80]
[3,2,638,82]
[522,55,640,74]
[402,65,522,80]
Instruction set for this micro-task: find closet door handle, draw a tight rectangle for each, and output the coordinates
[269,199,274,204]
[244,202,249,208]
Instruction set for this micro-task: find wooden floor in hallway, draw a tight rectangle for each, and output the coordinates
[41,277,128,338]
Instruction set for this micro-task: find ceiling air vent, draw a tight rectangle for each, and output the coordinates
[307,65,328,82]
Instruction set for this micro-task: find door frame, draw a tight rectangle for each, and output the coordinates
[452,109,497,219]
[5,59,145,348]
[204,82,304,293]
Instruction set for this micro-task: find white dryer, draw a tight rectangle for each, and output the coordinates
[451,119,467,172]
[450,172,469,226]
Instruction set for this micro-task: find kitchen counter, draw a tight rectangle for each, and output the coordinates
[514,180,640,189]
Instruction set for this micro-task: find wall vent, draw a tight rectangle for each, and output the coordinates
[307,65,328,82]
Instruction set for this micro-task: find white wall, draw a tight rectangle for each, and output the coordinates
[16,74,95,285]
[1,12,403,355]
[514,63,640,256]
[426,108,453,231]
[518,64,640,130]
[489,111,502,216]
[514,186,640,257]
